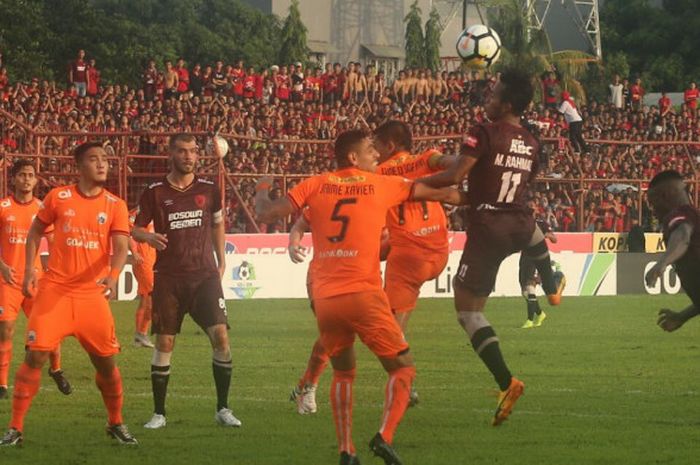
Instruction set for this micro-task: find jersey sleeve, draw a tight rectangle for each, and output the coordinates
[36,190,57,225]
[111,200,130,236]
[461,125,488,160]
[382,175,415,207]
[134,187,154,227]
[212,186,224,224]
[666,212,695,235]
[423,149,445,173]
[287,176,319,212]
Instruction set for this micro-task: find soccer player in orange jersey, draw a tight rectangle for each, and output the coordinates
[128,210,156,348]
[0,142,137,446]
[256,129,465,465]
[0,160,72,399]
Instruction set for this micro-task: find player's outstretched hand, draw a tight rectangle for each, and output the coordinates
[0,263,17,285]
[657,308,685,332]
[22,269,37,298]
[147,232,168,251]
[645,262,664,288]
[288,245,307,263]
[98,276,118,300]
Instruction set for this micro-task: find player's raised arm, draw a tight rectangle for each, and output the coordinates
[645,223,693,287]
[418,153,478,188]
[254,176,298,223]
[412,182,469,206]
[288,214,310,264]
[22,216,49,297]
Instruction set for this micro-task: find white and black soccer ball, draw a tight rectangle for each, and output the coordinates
[456,24,502,69]
[206,135,229,159]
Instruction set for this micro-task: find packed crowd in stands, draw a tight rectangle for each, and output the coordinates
[0,50,698,233]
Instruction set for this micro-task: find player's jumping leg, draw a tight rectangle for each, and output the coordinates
[134,294,154,348]
[90,354,137,445]
[291,337,329,414]
[207,324,241,427]
[454,286,524,426]
[523,226,565,306]
[145,334,173,429]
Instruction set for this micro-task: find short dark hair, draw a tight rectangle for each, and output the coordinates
[168,133,197,151]
[334,129,370,167]
[374,120,412,151]
[73,141,104,162]
[499,68,534,115]
[10,159,35,177]
[649,170,683,189]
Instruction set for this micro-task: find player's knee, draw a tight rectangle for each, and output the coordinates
[523,239,549,260]
[0,321,14,340]
[154,335,175,353]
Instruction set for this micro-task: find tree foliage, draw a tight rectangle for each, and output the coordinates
[0,0,285,86]
[278,0,309,65]
[404,1,425,69]
[600,0,700,91]
[424,7,442,72]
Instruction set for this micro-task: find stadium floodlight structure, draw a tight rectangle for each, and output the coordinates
[525,0,602,59]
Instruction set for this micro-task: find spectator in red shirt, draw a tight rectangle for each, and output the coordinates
[86,58,100,96]
[243,66,256,100]
[684,82,698,111]
[630,78,644,110]
[658,91,672,116]
[69,49,89,97]
[542,71,559,109]
[231,60,245,100]
[275,66,290,101]
[176,58,190,97]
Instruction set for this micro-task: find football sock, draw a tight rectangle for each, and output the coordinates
[524,240,557,295]
[96,367,124,426]
[151,350,172,415]
[136,302,152,335]
[212,357,232,411]
[331,368,355,454]
[300,338,330,387]
[10,363,41,431]
[458,311,513,391]
[527,294,538,320]
[49,348,62,373]
[379,366,416,444]
[0,340,12,387]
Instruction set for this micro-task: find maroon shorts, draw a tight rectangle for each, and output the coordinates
[455,210,535,296]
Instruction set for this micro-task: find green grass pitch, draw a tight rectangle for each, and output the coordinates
[1,295,699,465]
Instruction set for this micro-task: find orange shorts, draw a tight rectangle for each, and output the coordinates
[384,247,448,313]
[133,265,154,296]
[314,290,408,358]
[25,284,120,356]
[0,284,33,322]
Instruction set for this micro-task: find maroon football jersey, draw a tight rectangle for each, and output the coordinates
[462,121,540,213]
[135,177,223,277]
[662,204,700,307]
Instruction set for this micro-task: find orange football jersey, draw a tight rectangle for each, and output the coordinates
[0,196,51,288]
[377,150,448,252]
[36,185,129,292]
[128,209,156,270]
[287,167,414,299]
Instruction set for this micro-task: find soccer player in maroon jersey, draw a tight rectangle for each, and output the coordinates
[418,68,565,426]
[644,170,700,332]
[132,134,241,430]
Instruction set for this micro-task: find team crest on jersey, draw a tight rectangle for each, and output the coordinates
[57,189,72,199]
[27,330,36,344]
[194,194,206,208]
[97,212,108,224]
[0,306,4,316]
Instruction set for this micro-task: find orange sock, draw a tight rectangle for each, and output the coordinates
[96,367,124,426]
[136,302,151,335]
[0,340,12,387]
[300,339,329,387]
[49,348,61,373]
[10,363,42,431]
[379,366,416,444]
[330,368,356,454]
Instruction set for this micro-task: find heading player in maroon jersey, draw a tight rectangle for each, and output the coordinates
[419,68,565,426]
[645,170,700,332]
